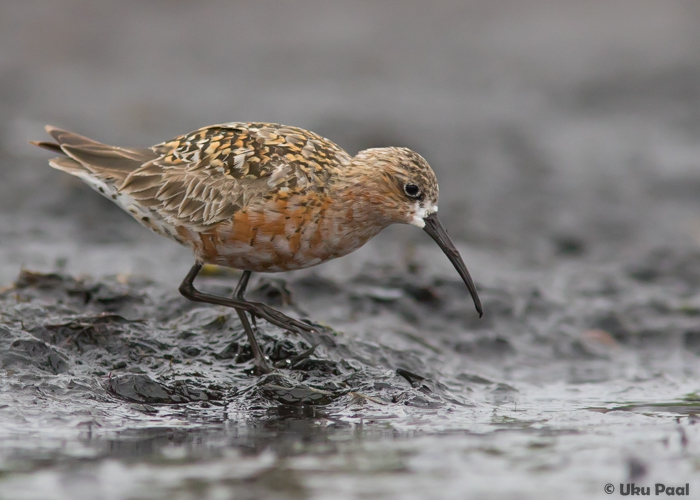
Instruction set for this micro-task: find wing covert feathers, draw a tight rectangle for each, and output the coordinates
[33,122,352,231]
[118,122,350,229]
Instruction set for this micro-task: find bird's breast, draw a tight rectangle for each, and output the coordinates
[178,193,384,272]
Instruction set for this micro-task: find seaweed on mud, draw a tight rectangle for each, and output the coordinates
[3,251,700,500]
[3,249,700,416]
[107,374,220,404]
[0,269,474,412]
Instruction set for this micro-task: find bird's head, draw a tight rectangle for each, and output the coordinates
[350,147,482,317]
[351,147,439,228]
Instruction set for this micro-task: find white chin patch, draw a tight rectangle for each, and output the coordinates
[409,203,438,228]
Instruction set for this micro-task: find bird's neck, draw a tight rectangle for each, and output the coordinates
[330,162,397,229]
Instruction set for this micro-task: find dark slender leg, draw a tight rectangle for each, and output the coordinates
[234,271,321,370]
[233,269,251,298]
[179,263,318,372]
[233,272,259,327]
[179,263,317,332]
[231,271,271,373]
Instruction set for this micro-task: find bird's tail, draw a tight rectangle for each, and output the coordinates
[31,125,157,188]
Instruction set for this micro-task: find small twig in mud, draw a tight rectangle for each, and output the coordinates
[116,273,130,284]
[348,392,386,405]
[396,330,442,353]
[396,368,426,387]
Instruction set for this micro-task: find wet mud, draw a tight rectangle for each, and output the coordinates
[1,248,700,499]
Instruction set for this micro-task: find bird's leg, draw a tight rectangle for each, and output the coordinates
[234,270,321,371]
[178,263,270,373]
[179,263,318,371]
[233,269,252,298]
[231,270,271,373]
[234,270,258,328]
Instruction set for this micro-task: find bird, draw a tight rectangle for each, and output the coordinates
[32,122,482,373]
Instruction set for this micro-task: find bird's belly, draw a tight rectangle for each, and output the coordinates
[179,207,383,273]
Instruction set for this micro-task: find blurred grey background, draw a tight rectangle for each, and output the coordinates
[2,0,700,283]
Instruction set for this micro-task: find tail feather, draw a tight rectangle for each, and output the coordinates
[46,125,99,148]
[47,156,87,176]
[32,125,157,187]
[29,140,63,155]
[33,125,177,241]
[62,144,147,175]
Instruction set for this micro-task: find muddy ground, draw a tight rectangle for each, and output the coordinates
[2,1,700,499]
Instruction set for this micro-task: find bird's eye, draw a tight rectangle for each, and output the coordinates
[404,183,421,198]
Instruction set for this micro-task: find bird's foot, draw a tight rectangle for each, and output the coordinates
[273,344,318,369]
[247,301,318,337]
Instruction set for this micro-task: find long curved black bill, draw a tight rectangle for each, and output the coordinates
[422,213,483,317]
